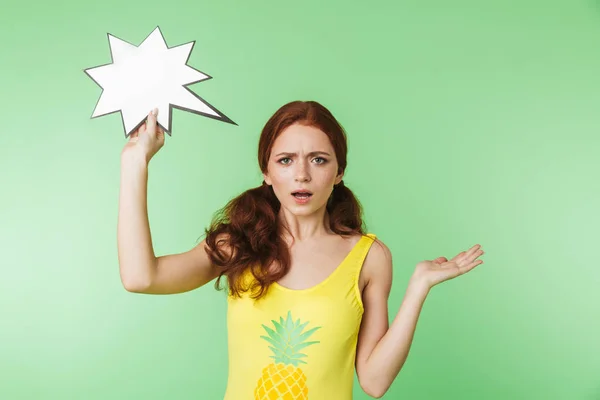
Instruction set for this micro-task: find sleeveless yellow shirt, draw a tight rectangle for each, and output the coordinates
[223,233,377,400]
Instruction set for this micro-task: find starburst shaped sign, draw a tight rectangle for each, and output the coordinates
[84,26,236,137]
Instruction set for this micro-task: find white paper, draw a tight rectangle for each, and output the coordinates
[85,26,236,137]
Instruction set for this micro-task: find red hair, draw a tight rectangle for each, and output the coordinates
[203,100,366,299]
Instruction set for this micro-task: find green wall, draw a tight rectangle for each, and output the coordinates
[1,0,599,399]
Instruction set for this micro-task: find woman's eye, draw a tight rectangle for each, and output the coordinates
[277,157,327,165]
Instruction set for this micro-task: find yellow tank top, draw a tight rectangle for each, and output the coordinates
[223,233,377,400]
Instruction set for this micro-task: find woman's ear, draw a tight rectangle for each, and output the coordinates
[263,172,272,185]
[334,170,344,185]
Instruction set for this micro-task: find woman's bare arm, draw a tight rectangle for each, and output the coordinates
[116,109,223,295]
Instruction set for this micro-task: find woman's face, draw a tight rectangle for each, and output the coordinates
[263,123,343,216]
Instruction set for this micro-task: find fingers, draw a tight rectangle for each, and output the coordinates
[465,244,481,258]
[147,108,158,135]
[434,257,447,265]
[458,245,484,267]
[128,129,139,142]
[450,252,464,262]
[128,122,144,141]
[461,259,484,273]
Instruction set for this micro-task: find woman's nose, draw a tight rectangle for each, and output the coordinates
[294,161,311,182]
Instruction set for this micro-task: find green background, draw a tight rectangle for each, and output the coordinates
[1,0,599,399]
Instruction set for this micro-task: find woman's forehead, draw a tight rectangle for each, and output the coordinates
[272,124,332,151]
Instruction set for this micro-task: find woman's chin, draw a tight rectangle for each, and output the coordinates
[282,199,325,215]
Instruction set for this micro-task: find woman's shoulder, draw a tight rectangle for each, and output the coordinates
[362,234,393,282]
[336,232,383,249]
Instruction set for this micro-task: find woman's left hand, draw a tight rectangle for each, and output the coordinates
[410,244,485,291]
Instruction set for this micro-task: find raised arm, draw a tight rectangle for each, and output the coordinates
[116,108,224,294]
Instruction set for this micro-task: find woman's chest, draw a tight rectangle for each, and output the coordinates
[273,236,368,292]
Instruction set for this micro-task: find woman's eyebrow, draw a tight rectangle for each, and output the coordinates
[274,151,331,157]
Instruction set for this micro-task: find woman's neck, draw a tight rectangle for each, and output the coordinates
[277,207,333,242]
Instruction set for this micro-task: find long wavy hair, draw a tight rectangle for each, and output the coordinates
[203,100,366,299]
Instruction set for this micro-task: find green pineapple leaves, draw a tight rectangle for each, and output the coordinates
[260,310,321,367]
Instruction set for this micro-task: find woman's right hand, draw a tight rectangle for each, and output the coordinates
[121,108,165,164]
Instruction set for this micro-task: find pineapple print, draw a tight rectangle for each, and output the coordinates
[254,311,321,400]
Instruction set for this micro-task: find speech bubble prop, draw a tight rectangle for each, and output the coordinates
[84,26,236,137]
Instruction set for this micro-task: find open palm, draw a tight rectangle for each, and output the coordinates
[412,244,485,289]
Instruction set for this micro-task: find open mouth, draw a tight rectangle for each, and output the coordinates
[292,191,313,199]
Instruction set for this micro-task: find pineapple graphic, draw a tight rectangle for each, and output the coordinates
[254,311,321,400]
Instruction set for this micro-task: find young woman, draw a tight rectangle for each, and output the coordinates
[117,100,485,399]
